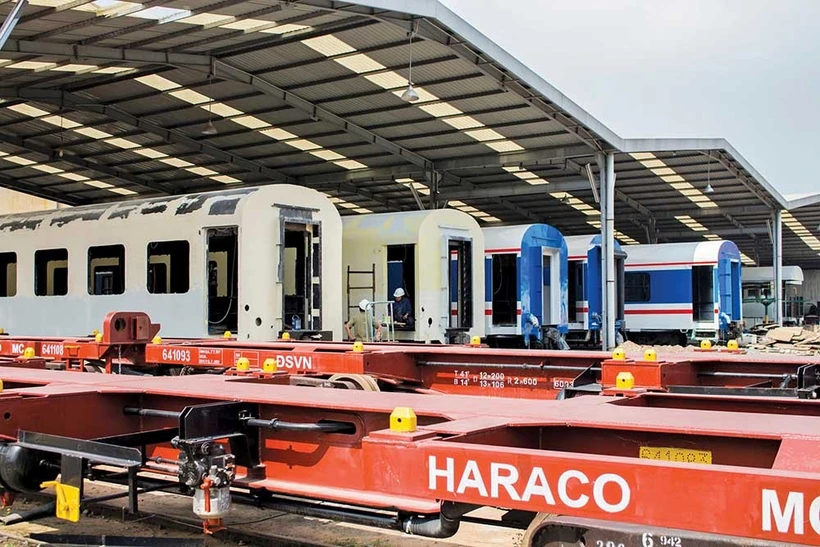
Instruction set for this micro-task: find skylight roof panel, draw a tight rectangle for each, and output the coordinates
[629,152,656,160]
[335,54,385,74]
[178,13,233,26]
[233,116,270,129]
[286,139,322,151]
[419,103,463,117]
[442,116,485,130]
[260,128,298,141]
[204,103,243,117]
[260,24,310,34]
[135,74,181,91]
[310,150,345,161]
[75,127,113,140]
[364,72,407,89]
[220,19,277,32]
[334,159,367,170]
[160,157,193,168]
[110,187,137,195]
[8,104,50,117]
[6,61,56,70]
[212,175,240,184]
[169,89,211,104]
[52,64,98,72]
[187,166,218,176]
[302,35,356,57]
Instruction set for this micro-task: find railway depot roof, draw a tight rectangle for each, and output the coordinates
[0,0,818,267]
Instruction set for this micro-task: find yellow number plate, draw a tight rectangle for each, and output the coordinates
[639,446,712,465]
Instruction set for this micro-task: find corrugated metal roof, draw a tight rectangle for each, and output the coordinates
[0,0,812,266]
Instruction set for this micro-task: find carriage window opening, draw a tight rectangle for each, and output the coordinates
[0,252,16,297]
[625,272,650,303]
[147,240,189,294]
[692,265,714,321]
[207,227,238,335]
[448,240,473,329]
[88,245,125,295]
[491,254,516,326]
[35,248,68,296]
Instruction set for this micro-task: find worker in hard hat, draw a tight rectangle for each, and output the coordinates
[345,299,381,342]
[391,287,414,327]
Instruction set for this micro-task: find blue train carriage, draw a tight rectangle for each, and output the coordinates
[482,224,569,349]
[623,240,743,345]
[563,235,626,347]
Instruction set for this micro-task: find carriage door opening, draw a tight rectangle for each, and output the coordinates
[692,265,714,322]
[491,254,516,326]
[568,261,581,323]
[730,260,741,321]
[206,227,238,335]
[448,240,473,328]
[283,223,312,331]
[615,254,626,321]
[542,250,557,325]
[387,244,415,325]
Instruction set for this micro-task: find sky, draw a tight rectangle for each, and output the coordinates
[440,0,820,197]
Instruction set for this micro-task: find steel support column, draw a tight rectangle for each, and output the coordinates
[601,152,617,350]
[0,0,28,50]
[773,209,783,324]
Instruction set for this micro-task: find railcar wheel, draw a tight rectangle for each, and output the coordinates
[523,512,583,547]
[327,373,380,391]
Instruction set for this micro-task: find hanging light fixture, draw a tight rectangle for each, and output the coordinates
[703,153,713,193]
[400,22,420,102]
[202,63,218,135]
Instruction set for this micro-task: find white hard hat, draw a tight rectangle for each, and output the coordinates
[393,288,405,298]
[358,299,370,310]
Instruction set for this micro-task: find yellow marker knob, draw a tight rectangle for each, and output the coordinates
[470,336,481,346]
[643,348,657,362]
[616,371,635,389]
[390,407,417,432]
[262,358,276,373]
[0,379,3,393]
[152,335,162,345]
[727,339,739,351]
[92,329,99,336]
[235,357,250,371]
[0,328,5,335]
[352,341,364,352]
[94,332,103,343]
[700,339,712,350]
[22,347,35,359]
[223,331,232,339]
[612,347,626,360]
[281,332,290,340]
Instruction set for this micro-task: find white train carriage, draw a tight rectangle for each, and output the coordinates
[742,265,804,326]
[564,234,626,346]
[623,240,742,344]
[482,224,568,348]
[0,185,343,341]
[342,209,484,344]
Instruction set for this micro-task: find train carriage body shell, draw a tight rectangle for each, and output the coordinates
[623,240,742,342]
[0,185,343,341]
[482,224,568,345]
[342,209,484,343]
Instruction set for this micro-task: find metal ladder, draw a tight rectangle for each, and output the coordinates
[346,264,375,321]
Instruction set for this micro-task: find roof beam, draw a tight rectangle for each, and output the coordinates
[214,59,433,171]
[437,180,589,200]
[0,87,295,183]
[2,39,212,67]
[0,131,170,195]
[0,171,86,206]
[433,145,594,171]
